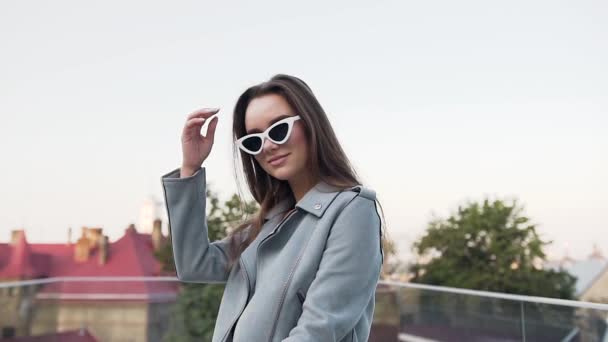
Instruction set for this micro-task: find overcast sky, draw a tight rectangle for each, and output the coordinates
[1,0,606,261]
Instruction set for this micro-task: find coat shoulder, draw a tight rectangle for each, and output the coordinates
[344,184,376,202]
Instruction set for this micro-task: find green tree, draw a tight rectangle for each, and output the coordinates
[155,187,258,342]
[407,198,578,338]
[410,198,576,299]
[379,236,399,280]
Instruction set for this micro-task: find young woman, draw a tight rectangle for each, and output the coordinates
[161,74,386,342]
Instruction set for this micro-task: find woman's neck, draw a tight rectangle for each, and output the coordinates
[289,173,317,203]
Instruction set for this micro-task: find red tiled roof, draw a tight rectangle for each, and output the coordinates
[0,232,42,278]
[0,227,178,301]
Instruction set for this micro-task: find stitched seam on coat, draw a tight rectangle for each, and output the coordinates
[196,181,207,279]
[372,199,384,265]
[267,224,316,342]
[331,193,379,341]
[331,193,360,341]
[274,191,358,341]
[221,259,249,342]
[255,208,298,291]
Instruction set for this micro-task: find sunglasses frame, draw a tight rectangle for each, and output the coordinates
[236,115,301,155]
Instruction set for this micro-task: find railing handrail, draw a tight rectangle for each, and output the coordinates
[1,276,607,311]
[0,276,180,288]
[378,280,608,311]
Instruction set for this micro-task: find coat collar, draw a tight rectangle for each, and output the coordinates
[264,180,345,221]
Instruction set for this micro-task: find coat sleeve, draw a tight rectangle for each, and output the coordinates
[283,193,383,342]
[160,166,238,283]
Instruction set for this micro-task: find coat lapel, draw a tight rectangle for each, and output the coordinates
[238,180,351,293]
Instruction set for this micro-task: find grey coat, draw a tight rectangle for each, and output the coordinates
[161,166,383,342]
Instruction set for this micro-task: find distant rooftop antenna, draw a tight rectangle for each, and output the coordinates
[139,195,162,234]
[589,243,605,260]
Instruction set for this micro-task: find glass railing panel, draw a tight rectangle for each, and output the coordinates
[0,282,40,338]
[0,278,181,342]
[374,283,524,341]
[371,281,608,342]
[2,278,607,342]
[522,301,608,342]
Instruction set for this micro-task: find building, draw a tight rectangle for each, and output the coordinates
[545,244,608,303]
[578,245,608,303]
[0,220,178,342]
[3,328,98,341]
[138,195,164,234]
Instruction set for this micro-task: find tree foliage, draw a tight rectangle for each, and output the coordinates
[410,198,576,299]
[155,187,258,342]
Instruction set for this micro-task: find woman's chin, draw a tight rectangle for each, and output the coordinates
[268,166,292,181]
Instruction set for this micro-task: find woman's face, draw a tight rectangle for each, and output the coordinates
[244,93,309,182]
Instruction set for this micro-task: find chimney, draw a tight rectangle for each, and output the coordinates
[125,223,137,234]
[10,229,25,245]
[74,236,91,262]
[98,235,109,265]
[152,219,163,251]
[74,226,103,262]
[84,227,103,246]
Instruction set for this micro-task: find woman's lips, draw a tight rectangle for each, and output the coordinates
[269,154,289,166]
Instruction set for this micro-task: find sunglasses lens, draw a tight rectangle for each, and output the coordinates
[268,122,289,142]
[242,137,262,153]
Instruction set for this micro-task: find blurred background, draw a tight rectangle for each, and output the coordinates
[1,1,606,341]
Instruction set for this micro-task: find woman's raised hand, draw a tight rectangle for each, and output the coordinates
[180,108,220,177]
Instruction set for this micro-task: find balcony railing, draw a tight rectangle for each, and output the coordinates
[375,280,608,342]
[0,277,606,342]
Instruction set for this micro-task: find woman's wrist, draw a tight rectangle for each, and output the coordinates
[180,166,198,178]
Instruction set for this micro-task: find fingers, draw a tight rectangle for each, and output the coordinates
[183,108,220,142]
[187,108,220,120]
[205,115,219,138]
[185,117,206,129]
[185,113,218,129]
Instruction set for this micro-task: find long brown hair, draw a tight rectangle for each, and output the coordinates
[225,74,389,273]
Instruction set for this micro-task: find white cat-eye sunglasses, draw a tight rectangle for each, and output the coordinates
[236,115,301,155]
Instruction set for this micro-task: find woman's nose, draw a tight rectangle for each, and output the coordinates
[263,137,279,153]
